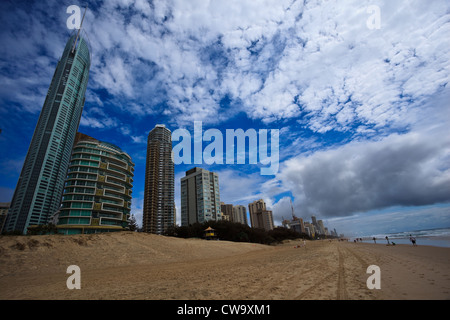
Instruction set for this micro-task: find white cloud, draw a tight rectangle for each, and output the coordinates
[216,169,266,205]
[131,135,146,144]
[80,113,118,129]
[4,0,448,134]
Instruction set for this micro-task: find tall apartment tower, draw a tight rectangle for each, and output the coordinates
[220,202,233,221]
[181,167,221,226]
[232,205,248,225]
[5,32,90,234]
[0,202,10,234]
[248,199,274,231]
[143,125,174,234]
[56,133,134,234]
[311,215,318,227]
[290,216,305,234]
[317,219,325,235]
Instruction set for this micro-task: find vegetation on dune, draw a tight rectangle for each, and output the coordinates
[165,220,312,245]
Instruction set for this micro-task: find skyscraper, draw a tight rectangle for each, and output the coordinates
[5,32,91,234]
[220,202,233,221]
[248,199,274,231]
[290,216,305,234]
[56,132,134,234]
[232,205,248,225]
[317,219,325,235]
[181,167,221,226]
[311,215,318,228]
[143,125,174,234]
[0,202,10,234]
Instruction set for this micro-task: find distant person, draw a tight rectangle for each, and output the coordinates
[373,237,376,244]
[409,235,417,247]
[385,236,390,245]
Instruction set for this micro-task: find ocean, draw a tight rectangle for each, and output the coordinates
[358,227,450,248]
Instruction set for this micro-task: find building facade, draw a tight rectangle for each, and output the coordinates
[232,205,248,225]
[143,125,175,234]
[290,217,305,234]
[5,33,91,234]
[181,167,221,226]
[220,202,233,222]
[248,199,274,231]
[317,219,326,235]
[0,202,10,234]
[56,133,134,234]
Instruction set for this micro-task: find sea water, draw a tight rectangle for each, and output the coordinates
[358,227,450,248]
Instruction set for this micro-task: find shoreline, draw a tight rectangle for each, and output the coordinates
[354,236,450,248]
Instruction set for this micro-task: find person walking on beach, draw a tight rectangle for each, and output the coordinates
[373,237,376,244]
[385,236,390,245]
[409,235,417,247]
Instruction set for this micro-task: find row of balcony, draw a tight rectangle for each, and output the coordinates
[57,214,129,228]
[67,170,133,187]
[72,147,134,168]
[71,154,134,176]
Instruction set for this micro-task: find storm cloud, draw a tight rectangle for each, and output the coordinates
[277,122,450,218]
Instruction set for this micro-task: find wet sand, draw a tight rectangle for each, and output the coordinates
[0,232,449,300]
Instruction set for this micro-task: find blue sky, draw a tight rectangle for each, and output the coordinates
[0,0,449,237]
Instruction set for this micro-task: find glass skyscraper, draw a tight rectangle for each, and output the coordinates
[5,33,91,233]
[143,125,175,234]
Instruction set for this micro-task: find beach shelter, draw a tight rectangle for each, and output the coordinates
[204,227,217,240]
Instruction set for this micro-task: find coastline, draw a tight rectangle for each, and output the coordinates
[357,235,450,248]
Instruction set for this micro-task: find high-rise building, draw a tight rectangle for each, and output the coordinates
[181,167,221,226]
[56,133,134,234]
[248,199,274,231]
[304,222,314,237]
[220,202,233,222]
[290,216,305,234]
[232,205,248,225]
[311,215,318,228]
[5,32,91,234]
[143,125,174,234]
[0,202,10,234]
[317,219,325,235]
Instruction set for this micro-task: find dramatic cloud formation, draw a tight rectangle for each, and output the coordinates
[278,123,450,218]
[2,0,449,130]
[271,88,450,220]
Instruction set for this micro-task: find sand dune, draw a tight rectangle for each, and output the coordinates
[0,232,449,300]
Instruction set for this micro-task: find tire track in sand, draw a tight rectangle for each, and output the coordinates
[293,271,336,300]
[337,246,348,300]
[293,243,343,300]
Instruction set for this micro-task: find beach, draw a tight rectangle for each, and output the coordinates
[0,231,449,300]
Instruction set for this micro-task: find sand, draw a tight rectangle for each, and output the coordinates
[0,232,449,300]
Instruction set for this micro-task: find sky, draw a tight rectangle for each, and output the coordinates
[0,0,449,237]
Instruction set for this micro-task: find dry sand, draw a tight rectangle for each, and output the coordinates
[0,232,449,300]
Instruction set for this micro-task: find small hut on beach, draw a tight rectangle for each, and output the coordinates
[204,227,217,240]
